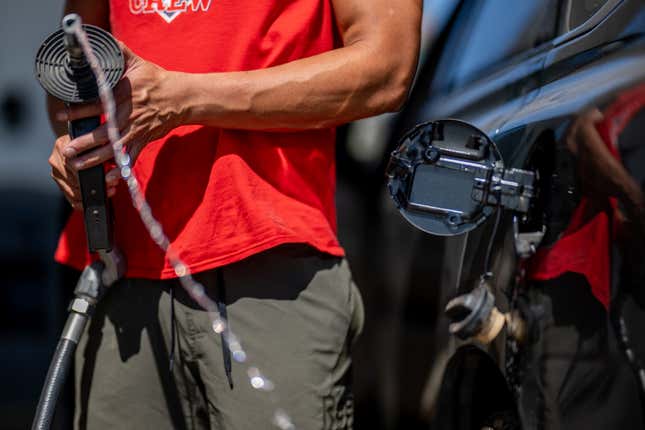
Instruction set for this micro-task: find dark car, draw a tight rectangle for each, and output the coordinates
[386,0,645,428]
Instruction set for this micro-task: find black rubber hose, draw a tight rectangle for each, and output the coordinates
[32,338,77,430]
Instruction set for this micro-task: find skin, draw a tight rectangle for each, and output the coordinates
[48,0,422,209]
[565,109,645,237]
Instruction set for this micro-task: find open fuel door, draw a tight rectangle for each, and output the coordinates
[387,119,536,236]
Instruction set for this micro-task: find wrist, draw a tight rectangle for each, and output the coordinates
[168,71,251,128]
[162,70,192,128]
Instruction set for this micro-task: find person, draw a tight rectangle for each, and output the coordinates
[46,0,422,429]
[524,106,645,429]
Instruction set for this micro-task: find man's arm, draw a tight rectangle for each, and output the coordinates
[52,0,422,204]
[566,109,645,235]
[179,0,422,129]
[60,0,422,163]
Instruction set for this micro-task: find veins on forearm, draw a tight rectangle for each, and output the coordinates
[178,42,413,131]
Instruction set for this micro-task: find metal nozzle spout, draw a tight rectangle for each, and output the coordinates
[62,13,82,33]
[62,14,86,68]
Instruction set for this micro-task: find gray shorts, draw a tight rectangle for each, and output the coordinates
[74,244,364,430]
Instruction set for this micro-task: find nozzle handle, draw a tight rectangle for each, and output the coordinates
[70,116,114,252]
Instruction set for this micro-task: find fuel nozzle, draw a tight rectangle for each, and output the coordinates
[60,14,98,99]
[445,282,526,345]
[62,14,85,67]
[35,13,123,104]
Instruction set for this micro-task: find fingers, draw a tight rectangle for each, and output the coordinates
[50,134,122,210]
[105,167,120,198]
[72,143,116,171]
[70,122,137,170]
[54,169,120,209]
[584,108,604,123]
[105,167,120,186]
[50,136,81,209]
[566,108,605,156]
[63,99,134,159]
[52,172,82,209]
[62,123,110,158]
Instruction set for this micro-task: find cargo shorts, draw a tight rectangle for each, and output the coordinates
[74,244,364,429]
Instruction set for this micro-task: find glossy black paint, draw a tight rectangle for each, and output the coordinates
[391,0,645,426]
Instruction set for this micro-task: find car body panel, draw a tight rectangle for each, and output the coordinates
[390,0,645,426]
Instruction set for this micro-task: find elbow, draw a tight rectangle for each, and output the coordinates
[367,37,419,114]
[385,78,411,112]
[369,44,417,114]
[379,68,414,113]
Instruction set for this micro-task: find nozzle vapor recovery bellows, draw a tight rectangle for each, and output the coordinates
[35,16,124,103]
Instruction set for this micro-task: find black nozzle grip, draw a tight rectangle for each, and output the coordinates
[69,116,113,253]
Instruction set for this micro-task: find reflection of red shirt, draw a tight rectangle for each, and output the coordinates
[527,85,645,308]
[527,199,615,308]
[55,0,344,279]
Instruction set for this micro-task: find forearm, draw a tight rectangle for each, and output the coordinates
[177,48,415,131]
[172,17,420,130]
[59,0,421,161]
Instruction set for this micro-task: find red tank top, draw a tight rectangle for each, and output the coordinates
[55,0,344,279]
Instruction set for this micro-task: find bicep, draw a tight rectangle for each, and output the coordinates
[331,0,422,100]
[63,0,110,30]
[331,0,422,53]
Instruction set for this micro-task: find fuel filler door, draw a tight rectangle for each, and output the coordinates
[387,119,536,236]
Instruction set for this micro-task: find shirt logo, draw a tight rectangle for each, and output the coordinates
[129,0,212,23]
